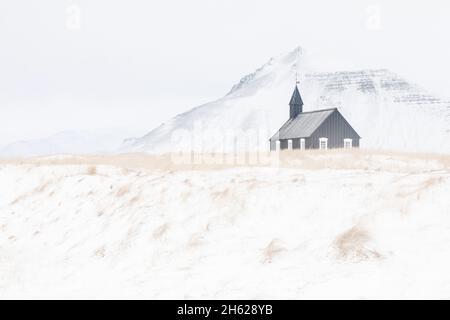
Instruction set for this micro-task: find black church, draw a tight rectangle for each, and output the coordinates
[270,85,361,151]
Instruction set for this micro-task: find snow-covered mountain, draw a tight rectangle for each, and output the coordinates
[0,129,138,158]
[124,47,450,154]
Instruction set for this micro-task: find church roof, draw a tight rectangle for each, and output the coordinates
[270,108,337,141]
[289,85,304,106]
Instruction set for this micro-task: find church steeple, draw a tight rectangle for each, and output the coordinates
[289,84,304,119]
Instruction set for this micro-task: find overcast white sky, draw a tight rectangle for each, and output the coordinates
[0,0,449,145]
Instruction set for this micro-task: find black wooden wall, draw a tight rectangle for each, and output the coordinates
[308,111,360,149]
[270,110,360,151]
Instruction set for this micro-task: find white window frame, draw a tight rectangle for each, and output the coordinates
[276,140,281,151]
[344,138,353,149]
[319,137,328,150]
[300,138,306,150]
[288,139,293,150]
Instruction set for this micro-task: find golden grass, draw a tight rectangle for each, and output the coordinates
[86,165,97,175]
[262,239,285,264]
[152,223,170,240]
[211,188,231,201]
[116,185,131,197]
[397,176,446,199]
[187,233,205,248]
[0,149,448,174]
[10,194,27,205]
[128,193,141,206]
[10,180,53,205]
[34,180,52,193]
[334,226,381,262]
[94,246,106,258]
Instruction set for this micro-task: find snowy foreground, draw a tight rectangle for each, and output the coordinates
[0,150,449,299]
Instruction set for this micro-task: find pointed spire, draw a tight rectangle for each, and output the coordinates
[289,85,304,106]
[289,83,304,118]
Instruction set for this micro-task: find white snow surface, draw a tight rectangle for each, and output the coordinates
[125,47,450,154]
[0,151,449,299]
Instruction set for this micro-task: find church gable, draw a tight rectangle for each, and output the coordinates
[308,110,361,149]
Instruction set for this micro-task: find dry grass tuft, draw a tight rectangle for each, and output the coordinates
[152,223,170,240]
[187,233,205,248]
[34,180,52,194]
[211,188,231,201]
[87,166,97,176]
[334,226,381,262]
[129,195,140,205]
[11,180,53,205]
[396,176,446,204]
[11,194,27,205]
[94,246,106,258]
[116,185,131,197]
[262,239,285,264]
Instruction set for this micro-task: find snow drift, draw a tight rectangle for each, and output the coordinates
[0,151,449,299]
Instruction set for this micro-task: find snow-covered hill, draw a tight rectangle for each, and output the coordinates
[125,47,450,154]
[0,151,449,299]
[0,129,140,158]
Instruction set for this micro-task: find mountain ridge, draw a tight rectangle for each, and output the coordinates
[0,129,141,158]
[124,47,450,154]
[2,47,449,157]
